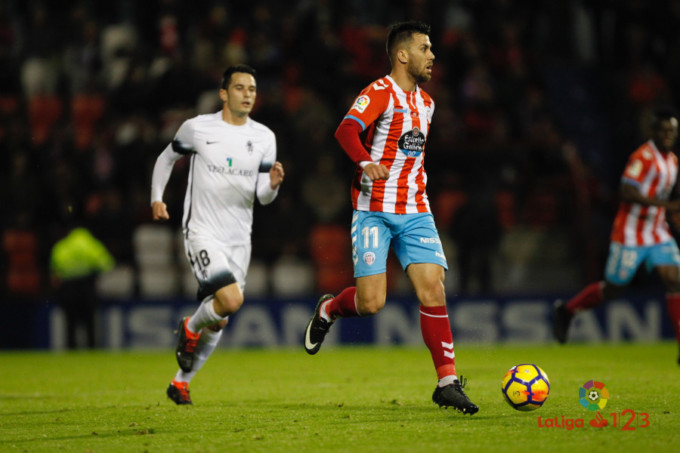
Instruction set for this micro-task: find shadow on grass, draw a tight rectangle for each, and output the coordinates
[0,407,73,417]
[0,427,160,446]
[206,399,501,422]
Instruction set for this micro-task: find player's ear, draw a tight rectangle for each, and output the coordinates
[397,48,408,65]
[219,89,228,102]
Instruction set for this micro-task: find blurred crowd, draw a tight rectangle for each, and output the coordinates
[2,0,680,301]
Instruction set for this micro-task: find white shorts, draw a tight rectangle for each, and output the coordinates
[183,234,251,301]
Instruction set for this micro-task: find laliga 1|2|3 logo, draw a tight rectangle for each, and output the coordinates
[537,380,650,431]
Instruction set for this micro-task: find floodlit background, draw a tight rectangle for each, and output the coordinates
[1,0,679,348]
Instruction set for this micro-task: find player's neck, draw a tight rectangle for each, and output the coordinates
[221,109,248,126]
[389,70,417,92]
[652,139,671,154]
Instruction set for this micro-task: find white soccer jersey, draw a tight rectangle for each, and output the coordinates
[151,111,278,246]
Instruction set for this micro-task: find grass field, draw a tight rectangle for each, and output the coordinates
[1,342,679,452]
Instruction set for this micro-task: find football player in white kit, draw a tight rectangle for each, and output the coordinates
[150,64,285,404]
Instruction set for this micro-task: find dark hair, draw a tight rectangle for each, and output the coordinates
[386,21,431,63]
[651,106,679,131]
[220,64,257,89]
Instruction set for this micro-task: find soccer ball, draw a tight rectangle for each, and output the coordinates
[501,364,551,411]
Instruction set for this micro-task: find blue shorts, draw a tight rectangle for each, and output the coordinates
[604,240,680,286]
[351,210,448,278]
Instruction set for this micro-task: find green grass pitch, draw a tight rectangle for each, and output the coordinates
[1,342,679,452]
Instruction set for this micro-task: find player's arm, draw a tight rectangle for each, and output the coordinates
[256,162,284,205]
[150,122,195,220]
[621,182,680,211]
[256,136,283,205]
[334,119,389,181]
[150,145,181,221]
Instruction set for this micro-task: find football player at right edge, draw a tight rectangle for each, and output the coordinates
[554,107,680,364]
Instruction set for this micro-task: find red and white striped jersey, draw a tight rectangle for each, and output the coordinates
[343,75,434,214]
[611,140,678,246]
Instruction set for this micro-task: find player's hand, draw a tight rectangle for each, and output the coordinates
[669,212,680,231]
[270,161,285,189]
[363,163,390,181]
[152,201,170,221]
[666,199,680,212]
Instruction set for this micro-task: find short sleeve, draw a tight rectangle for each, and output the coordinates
[343,83,391,131]
[622,149,653,186]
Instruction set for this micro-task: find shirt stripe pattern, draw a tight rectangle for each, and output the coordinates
[346,76,434,214]
[611,140,678,246]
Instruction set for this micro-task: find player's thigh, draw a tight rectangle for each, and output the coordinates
[655,265,680,292]
[351,211,391,278]
[214,281,245,314]
[391,212,448,271]
[406,262,446,307]
[649,240,680,291]
[213,245,250,312]
[603,242,646,286]
[184,236,248,302]
[356,273,387,315]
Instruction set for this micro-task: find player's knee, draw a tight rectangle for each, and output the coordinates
[214,292,244,315]
[356,294,385,315]
[416,283,446,306]
[602,282,625,300]
[664,279,680,293]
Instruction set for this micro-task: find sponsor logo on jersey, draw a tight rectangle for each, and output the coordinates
[398,127,426,157]
[363,251,376,265]
[353,95,370,113]
[207,164,254,177]
[227,157,233,167]
[420,237,441,244]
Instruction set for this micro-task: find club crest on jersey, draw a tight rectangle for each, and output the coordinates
[353,95,370,113]
[398,127,426,157]
[246,140,253,154]
[363,251,376,265]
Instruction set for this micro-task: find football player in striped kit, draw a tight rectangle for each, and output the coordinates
[151,64,285,404]
[554,107,680,363]
[304,21,478,414]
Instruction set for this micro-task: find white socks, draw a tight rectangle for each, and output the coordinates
[438,375,458,388]
[174,327,223,383]
[187,299,223,333]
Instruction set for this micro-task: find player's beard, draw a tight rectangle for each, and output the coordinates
[416,72,431,83]
[409,61,431,84]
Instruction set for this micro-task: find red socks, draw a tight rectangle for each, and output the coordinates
[325,290,458,380]
[324,287,360,319]
[666,293,680,343]
[420,305,456,379]
[565,285,680,346]
[566,282,604,314]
